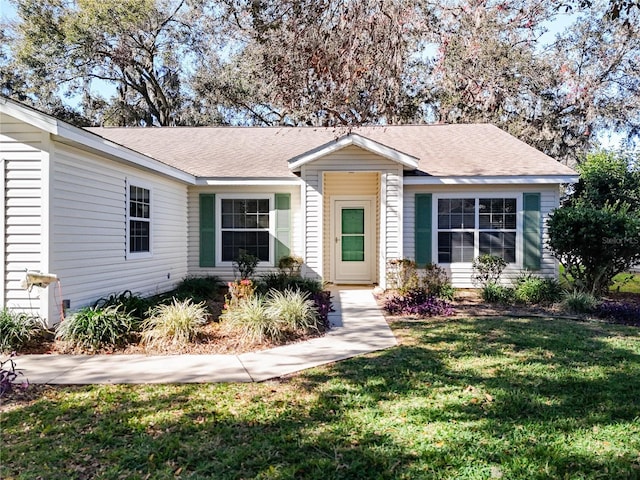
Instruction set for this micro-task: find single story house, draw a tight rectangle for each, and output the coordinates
[0,97,578,325]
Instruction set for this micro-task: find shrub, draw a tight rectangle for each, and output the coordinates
[482,283,515,304]
[94,290,151,321]
[513,273,563,305]
[256,273,323,296]
[56,305,137,352]
[548,203,640,295]
[422,263,455,300]
[233,250,260,280]
[383,288,454,317]
[386,259,419,293]
[173,276,221,303]
[277,255,303,276]
[561,291,598,314]
[0,309,47,353]
[595,302,640,326]
[266,289,320,333]
[220,295,282,343]
[141,298,208,347]
[472,254,508,287]
[225,279,256,310]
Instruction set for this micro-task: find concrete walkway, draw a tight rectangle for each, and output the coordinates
[10,288,397,385]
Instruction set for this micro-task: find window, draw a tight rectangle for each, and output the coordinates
[437,198,476,263]
[479,198,516,263]
[128,184,151,256]
[437,197,518,264]
[220,197,271,262]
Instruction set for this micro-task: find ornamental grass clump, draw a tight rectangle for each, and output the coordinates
[0,308,47,353]
[141,298,208,347]
[221,287,328,344]
[561,290,598,314]
[266,289,320,333]
[220,295,282,344]
[56,305,137,352]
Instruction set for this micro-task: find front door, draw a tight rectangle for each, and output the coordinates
[333,199,375,283]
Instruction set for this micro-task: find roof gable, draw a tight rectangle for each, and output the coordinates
[0,96,195,184]
[287,133,419,171]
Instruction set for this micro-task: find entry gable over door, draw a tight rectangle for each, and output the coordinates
[287,133,419,172]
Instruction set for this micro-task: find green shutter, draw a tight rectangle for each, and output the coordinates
[199,194,216,267]
[275,193,291,262]
[415,194,432,266]
[523,193,541,270]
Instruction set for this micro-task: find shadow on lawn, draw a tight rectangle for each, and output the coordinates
[2,316,639,479]
[294,316,640,477]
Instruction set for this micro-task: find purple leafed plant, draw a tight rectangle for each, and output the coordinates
[1,355,29,397]
[312,291,334,329]
[383,289,454,317]
[595,302,640,326]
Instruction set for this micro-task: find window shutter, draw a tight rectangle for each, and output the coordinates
[199,194,216,267]
[415,194,432,266]
[275,193,291,262]
[523,193,541,270]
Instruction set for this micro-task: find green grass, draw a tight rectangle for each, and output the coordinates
[611,272,640,294]
[559,265,640,295]
[2,317,640,479]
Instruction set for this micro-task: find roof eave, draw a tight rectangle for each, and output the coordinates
[288,133,419,171]
[196,177,303,186]
[1,96,196,184]
[403,175,580,185]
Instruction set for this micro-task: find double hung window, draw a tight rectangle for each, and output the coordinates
[220,197,271,262]
[478,198,517,263]
[437,198,475,263]
[437,197,518,264]
[127,184,151,257]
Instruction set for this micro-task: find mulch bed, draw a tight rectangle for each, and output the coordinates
[11,289,640,357]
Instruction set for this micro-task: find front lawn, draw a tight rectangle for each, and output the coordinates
[2,316,640,479]
[611,272,640,295]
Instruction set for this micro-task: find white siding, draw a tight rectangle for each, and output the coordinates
[0,113,46,317]
[187,185,302,282]
[301,146,404,286]
[403,184,560,288]
[50,142,189,322]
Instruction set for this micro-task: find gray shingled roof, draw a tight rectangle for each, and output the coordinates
[86,124,577,178]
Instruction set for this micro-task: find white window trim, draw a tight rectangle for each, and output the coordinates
[126,178,153,260]
[215,194,275,267]
[432,192,523,267]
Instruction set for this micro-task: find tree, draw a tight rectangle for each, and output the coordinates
[193,0,428,127]
[425,0,640,165]
[2,0,224,126]
[560,0,640,25]
[571,151,640,209]
[548,151,640,295]
[3,0,639,152]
